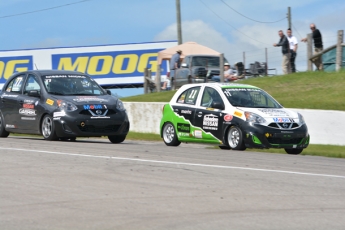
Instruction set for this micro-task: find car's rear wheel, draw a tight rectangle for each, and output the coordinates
[284,148,303,155]
[0,113,9,138]
[108,135,126,143]
[41,114,58,141]
[227,126,246,151]
[162,122,181,146]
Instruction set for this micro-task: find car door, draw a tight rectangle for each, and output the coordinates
[192,86,225,140]
[171,86,201,138]
[0,74,26,131]
[20,73,43,131]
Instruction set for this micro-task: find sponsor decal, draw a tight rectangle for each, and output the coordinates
[177,123,190,133]
[72,96,109,103]
[234,111,243,117]
[194,130,202,138]
[21,117,36,121]
[1,93,19,98]
[0,56,33,81]
[24,99,35,104]
[224,114,233,122]
[281,131,293,133]
[53,111,66,117]
[83,104,103,110]
[203,114,218,130]
[223,122,232,125]
[206,108,215,111]
[46,99,54,106]
[258,109,288,116]
[181,110,192,114]
[19,108,36,116]
[5,124,16,128]
[273,117,291,122]
[178,132,190,137]
[44,75,86,79]
[23,103,34,109]
[90,116,110,119]
[53,117,61,120]
[265,133,272,138]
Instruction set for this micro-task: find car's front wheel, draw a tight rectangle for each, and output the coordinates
[41,114,58,141]
[227,126,246,151]
[108,135,126,143]
[284,148,303,155]
[162,122,181,146]
[0,113,9,138]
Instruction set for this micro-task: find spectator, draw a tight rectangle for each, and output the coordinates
[287,28,298,73]
[161,72,171,90]
[273,30,291,74]
[169,50,182,89]
[212,63,238,82]
[301,23,323,70]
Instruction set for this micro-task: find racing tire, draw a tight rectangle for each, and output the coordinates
[284,148,303,155]
[108,135,126,143]
[41,114,58,141]
[0,113,9,138]
[162,122,181,146]
[227,126,246,151]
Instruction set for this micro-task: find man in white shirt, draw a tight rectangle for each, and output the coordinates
[287,28,298,73]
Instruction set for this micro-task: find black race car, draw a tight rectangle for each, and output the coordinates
[0,70,129,143]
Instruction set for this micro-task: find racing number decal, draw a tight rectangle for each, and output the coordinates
[189,89,198,100]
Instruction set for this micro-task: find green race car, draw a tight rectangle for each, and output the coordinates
[160,83,309,154]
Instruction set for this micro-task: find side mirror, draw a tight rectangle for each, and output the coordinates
[181,63,188,68]
[28,90,40,98]
[212,101,224,110]
[106,89,112,95]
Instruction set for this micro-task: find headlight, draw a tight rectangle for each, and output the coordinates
[57,100,78,112]
[116,99,125,111]
[245,112,266,124]
[298,113,305,125]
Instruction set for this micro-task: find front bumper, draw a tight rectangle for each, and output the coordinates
[241,122,309,149]
[53,111,130,137]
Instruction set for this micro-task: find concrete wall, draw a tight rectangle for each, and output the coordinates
[124,102,345,146]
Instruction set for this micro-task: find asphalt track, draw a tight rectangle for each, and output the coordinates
[1,136,345,230]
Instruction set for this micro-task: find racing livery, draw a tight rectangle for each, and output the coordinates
[0,70,129,143]
[160,83,309,154]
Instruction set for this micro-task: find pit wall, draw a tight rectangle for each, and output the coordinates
[124,102,345,146]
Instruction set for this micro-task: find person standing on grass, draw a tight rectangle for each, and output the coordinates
[273,30,291,74]
[168,50,182,90]
[287,28,298,73]
[301,23,323,70]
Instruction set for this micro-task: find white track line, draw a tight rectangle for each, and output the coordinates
[1,147,345,179]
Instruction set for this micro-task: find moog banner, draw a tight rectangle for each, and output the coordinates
[0,41,177,88]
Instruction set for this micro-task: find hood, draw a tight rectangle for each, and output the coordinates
[239,107,300,123]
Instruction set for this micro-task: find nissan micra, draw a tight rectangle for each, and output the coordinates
[160,83,309,154]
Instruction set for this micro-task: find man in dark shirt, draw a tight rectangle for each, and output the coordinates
[302,23,323,70]
[169,50,182,90]
[273,30,291,74]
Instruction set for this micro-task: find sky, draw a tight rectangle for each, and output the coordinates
[1,0,344,97]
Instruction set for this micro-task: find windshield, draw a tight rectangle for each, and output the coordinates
[192,57,228,67]
[42,74,106,96]
[222,88,282,108]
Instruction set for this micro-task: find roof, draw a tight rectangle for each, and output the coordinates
[178,82,259,89]
[157,41,221,64]
[16,70,85,75]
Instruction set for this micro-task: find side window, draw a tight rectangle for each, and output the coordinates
[24,74,41,95]
[176,87,200,105]
[182,56,191,66]
[5,75,25,93]
[201,87,224,108]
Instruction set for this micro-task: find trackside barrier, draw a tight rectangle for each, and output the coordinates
[123,102,345,146]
